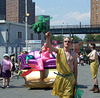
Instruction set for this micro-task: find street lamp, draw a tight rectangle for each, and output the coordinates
[25,0,29,51]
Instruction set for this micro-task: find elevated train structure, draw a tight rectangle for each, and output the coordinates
[50,25,100,52]
[50,25,100,35]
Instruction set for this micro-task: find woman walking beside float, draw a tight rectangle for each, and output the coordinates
[88,43,99,93]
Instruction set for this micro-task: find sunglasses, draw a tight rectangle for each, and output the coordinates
[64,41,71,43]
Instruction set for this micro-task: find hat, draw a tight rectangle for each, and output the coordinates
[3,54,9,58]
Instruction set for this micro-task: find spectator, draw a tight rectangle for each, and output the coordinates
[80,52,84,66]
[1,54,13,89]
[88,43,99,93]
[10,53,15,78]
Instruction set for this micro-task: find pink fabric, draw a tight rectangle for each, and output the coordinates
[37,48,51,71]
[1,59,13,73]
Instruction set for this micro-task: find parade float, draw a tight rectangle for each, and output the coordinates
[18,16,58,88]
[18,50,57,88]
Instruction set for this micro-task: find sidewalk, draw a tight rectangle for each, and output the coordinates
[0,77,3,80]
[0,72,18,80]
[78,64,100,98]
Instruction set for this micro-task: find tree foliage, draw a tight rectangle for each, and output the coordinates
[72,35,82,42]
[54,35,64,44]
[44,34,83,44]
[95,35,100,41]
[84,34,100,41]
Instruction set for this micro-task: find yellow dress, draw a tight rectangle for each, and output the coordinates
[89,50,98,79]
[90,60,98,79]
[52,48,75,98]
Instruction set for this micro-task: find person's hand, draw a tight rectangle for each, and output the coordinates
[45,32,51,38]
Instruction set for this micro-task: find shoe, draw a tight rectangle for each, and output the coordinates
[2,86,5,89]
[89,86,95,91]
[7,85,9,88]
[93,87,100,93]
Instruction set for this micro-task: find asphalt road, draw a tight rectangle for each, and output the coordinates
[0,64,100,98]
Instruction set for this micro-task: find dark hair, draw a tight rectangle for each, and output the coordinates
[23,51,28,54]
[91,43,95,49]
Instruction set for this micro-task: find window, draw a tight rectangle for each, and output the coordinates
[96,8,98,11]
[92,12,94,16]
[92,21,94,24]
[96,4,98,6]
[96,0,98,2]
[96,16,98,19]
[96,12,98,15]
[93,17,94,20]
[92,8,94,11]
[92,4,94,7]
[38,34,41,40]
[30,33,33,40]
[18,32,22,39]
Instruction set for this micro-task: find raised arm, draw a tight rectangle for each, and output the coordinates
[45,32,58,53]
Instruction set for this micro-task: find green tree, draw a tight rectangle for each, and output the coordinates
[72,35,82,42]
[54,35,64,44]
[95,35,100,41]
[84,34,95,41]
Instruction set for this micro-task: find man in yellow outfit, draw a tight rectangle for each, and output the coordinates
[46,32,77,98]
[88,43,99,93]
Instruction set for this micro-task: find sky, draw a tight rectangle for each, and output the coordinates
[33,0,90,25]
[32,0,91,39]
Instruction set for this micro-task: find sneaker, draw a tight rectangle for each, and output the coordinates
[7,85,9,88]
[2,86,5,89]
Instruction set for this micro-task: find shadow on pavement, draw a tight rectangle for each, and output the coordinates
[8,85,25,88]
[78,84,89,89]
[29,88,53,91]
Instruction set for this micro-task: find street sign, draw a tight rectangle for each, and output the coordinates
[26,40,41,43]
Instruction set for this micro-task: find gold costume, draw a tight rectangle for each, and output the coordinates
[52,48,75,98]
[89,50,99,79]
[90,60,98,79]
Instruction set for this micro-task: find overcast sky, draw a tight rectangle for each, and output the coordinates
[33,0,90,26]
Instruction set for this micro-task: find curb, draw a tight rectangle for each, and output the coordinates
[0,77,3,80]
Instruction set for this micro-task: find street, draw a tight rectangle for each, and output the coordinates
[0,64,100,98]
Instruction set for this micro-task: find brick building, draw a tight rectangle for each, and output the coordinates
[6,0,35,25]
[91,0,100,26]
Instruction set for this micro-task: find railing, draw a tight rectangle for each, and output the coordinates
[50,25,100,29]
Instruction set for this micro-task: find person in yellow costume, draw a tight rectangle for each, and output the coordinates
[88,43,99,93]
[45,32,77,98]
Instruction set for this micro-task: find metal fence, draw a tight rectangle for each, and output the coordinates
[0,43,42,64]
[0,45,22,63]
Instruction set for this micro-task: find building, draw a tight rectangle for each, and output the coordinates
[91,0,100,26]
[0,20,44,62]
[6,0,35,25]
[0,20,44,44]
[0,0,6,20]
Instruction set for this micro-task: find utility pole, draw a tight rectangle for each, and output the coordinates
[25,0,28,51]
